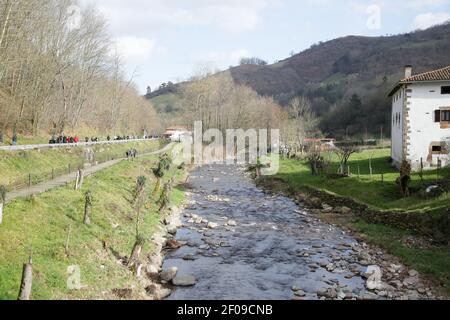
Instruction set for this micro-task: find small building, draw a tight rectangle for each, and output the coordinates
[163,126,192,142]
[389,65,450,170]
[304,138,336,152]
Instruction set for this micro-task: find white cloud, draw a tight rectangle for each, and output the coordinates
[115,37,156,60]
[413,12,450,29]
[195,48,251,69]
[83,0,279,34]
[407,0,450,8]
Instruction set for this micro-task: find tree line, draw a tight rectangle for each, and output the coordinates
[0,0,159,138]
[180,73,284,133]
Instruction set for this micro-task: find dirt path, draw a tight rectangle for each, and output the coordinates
[5,143,174,204]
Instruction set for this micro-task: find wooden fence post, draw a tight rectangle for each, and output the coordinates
[28,174,32,188]
[0,202,3,225]
[18,256,33,300]
[65,224,72,256]
[74,169,84,190]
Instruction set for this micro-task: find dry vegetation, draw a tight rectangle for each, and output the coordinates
[0,0,159,138]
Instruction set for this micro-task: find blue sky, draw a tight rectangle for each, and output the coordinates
[81,0,450,94]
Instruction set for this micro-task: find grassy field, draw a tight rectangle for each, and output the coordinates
[276,148,450,212]
[271,148,450,295]
[0,152,186,300]
[0,140,163,188]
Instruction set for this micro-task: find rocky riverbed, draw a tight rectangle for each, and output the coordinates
[154,164,438,300]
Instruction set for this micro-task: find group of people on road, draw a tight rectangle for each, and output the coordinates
[48,134,158,145]
[49,135,80,144]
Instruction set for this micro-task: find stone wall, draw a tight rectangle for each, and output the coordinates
[289,186,450,243]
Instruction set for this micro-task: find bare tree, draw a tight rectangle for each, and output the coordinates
[0,0,159,137]
[334,141,360,175]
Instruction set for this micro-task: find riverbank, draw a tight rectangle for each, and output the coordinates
[0,152,187,299]
[257,151,450,297]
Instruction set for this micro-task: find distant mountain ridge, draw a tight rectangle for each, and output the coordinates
[148,22,450,137]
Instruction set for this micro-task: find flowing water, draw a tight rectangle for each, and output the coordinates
[162,164,377,300]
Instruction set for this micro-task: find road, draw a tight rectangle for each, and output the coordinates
[5,142,174,204]
[0,138,159,152]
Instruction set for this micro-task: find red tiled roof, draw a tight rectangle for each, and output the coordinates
[389,66,450,96]
[400,66,450,83]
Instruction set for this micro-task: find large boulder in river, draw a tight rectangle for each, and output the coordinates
[365,266,384,290]
[207,222,219,229]
[172,275,197,287]
[160,267,178,282]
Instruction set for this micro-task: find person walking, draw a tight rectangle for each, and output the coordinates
[12,133,17,146]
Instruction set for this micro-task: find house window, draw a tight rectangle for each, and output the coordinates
[442,110,450,121]
[432,145,442,152]
[441,86,450,94]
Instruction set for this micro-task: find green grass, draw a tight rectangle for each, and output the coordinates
[270,149,450,296]
[351,220,450,294]
[0,153,186,300]
[0,140,163,188]
[276,148,450,212]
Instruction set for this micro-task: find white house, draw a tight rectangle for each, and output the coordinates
[163,126,192,142]
[389,65,450,170]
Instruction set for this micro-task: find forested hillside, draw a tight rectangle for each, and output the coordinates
[0,0,159,139]
[148,23,450,138]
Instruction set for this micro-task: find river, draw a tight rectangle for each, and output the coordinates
[161,164,431,300]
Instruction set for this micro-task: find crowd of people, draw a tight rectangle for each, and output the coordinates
[48,134,158,145]
[1,132,158,147]
[49,135,80,144]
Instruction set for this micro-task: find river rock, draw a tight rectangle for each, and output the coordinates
[172,275,197,287]
[322,204,333,213]
[166,239,183,249]
[207,222,219,229]
[182,254,196,261]
[408,270,419,277]
[294,290,306,297]
[326,263,336,272]
[146,264,159,274]
[365,266,384,290]
[336,206,352,215]
[156,288,172,300]
[167,226,178,235]
[195,217,204,224]
[317,288,337,299]
[160,267,178,282]
[227,220,237,227]
[403,276,419,287]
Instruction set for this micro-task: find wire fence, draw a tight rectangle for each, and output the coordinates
[4,145,164,192]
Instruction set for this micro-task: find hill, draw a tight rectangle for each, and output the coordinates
[148,23,450,137]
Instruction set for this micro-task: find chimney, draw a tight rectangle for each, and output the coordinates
[404,65,413,79]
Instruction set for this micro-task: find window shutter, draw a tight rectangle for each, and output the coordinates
[435,110,441,122]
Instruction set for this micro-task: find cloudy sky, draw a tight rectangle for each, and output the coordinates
[80,0,450,94]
